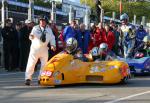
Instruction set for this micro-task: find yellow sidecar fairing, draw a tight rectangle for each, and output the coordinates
[39,53,130,86]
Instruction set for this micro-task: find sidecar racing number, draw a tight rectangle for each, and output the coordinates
[41,71,52,76]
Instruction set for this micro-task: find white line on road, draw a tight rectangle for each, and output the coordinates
[0,72,24,76]
[105,90,150,103]
[0,78,37,83]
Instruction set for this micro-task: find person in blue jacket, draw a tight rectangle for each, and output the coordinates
[76,23,90,54]
[135,25,147,46]
[63,20,78,42]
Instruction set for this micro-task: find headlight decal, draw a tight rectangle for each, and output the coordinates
[109,65,119,70]
[89,66,106,73]
[54,79,62,84]
[53,71,60,77]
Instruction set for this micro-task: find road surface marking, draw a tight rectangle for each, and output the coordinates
[0,72,24,76]
[105,90,150,103]
[0,78,37,83]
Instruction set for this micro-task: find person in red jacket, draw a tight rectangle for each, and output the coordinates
[97,22,107,44]
[88,23,97,52]
[88,22,107,52]
[104,24,115,51]
[48,20,59,59]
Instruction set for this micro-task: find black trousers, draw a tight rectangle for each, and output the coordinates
[3,44,18,71]
[19,43,30,71]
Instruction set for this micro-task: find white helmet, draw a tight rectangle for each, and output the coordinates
[120,13,129,21]
[91,47,99,57]
[143,35,150,43]
[66,37,78,54]
[99,43,108,54]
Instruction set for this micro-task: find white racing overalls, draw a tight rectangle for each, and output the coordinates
[120,25,135,58]
[25,25,56,80]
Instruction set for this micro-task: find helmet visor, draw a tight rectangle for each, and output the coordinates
[66,45,75,53]
[100,48,107,52]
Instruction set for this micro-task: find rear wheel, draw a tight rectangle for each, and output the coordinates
[120,77,128,84]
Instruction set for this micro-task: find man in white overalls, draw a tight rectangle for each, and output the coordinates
[25,15,56,85]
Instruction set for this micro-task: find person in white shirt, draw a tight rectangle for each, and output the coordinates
[25,15,56,85]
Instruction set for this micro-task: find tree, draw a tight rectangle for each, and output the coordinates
[80,0,96,9]
[80,0,150,22]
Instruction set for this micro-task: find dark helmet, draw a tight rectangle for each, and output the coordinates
[139,25,143,30]
[39,15,49,23]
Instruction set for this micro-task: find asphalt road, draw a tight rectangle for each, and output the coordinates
[0,71,150,103]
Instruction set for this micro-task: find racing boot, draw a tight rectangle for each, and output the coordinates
[25,79,31,86]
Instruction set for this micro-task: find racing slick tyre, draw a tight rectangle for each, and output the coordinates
[120,77,128,84]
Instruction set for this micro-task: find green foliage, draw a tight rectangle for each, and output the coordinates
[80,0,150,22]
[80,0,96,9]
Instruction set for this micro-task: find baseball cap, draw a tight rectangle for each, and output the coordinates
[25,19,32,24]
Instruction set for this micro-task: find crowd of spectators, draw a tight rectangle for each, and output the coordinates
[0,17,149,72]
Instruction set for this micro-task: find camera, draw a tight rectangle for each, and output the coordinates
[40,32,46,42]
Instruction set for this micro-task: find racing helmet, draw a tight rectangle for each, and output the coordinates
[65,37,78,54]
[99,43,108,55]
[143,35,150,43]
[139,25,143,30]
[120,13,129,21]
[91,47,99,57]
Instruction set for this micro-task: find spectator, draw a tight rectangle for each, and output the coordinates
[0,24,2,42]
[0,25,2,66]
[59,29,65,49]
[48,20,59,59]
[88,22,107,51]
[135,25,147,47]
[76,23,90,54]
[111,25,120,56]
[97,22,107,44]
[1,19,18,71]
[19,20,33,72]
[88,23,97,51]
[15,22,22,69]
[63,20,77,42]
[104,24,115,51]
[109,20,115,28]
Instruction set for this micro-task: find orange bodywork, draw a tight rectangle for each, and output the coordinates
[39,53,131,86]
